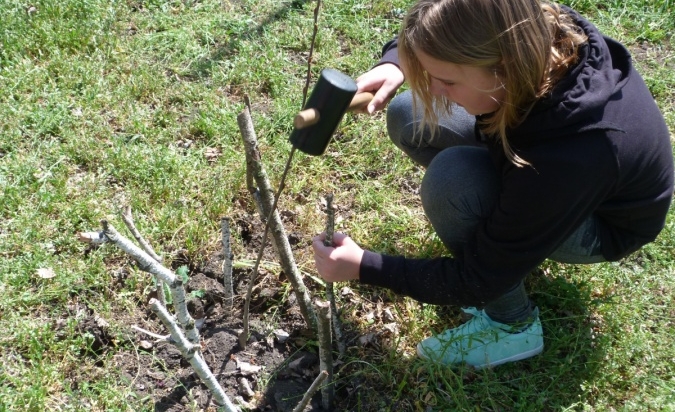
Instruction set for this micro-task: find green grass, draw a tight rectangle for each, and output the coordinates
[1,0,674,410]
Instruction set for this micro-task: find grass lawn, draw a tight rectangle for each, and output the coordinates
[1,0,674,410]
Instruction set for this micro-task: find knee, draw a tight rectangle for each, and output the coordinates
[386,91,415,148]
[421,147,498,220]
[420,148,462,211]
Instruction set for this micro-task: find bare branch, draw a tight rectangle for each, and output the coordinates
[323,194,345,357]
[119,205,167,306]
[302,0,322,107]
[131,325,170,342]
[292,370,328,412]
[121,205,162,262]
[149,299,239,412]
[237,105,317,349]
[101,220,199,344]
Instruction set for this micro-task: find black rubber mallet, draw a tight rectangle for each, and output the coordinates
[290,68,374,155]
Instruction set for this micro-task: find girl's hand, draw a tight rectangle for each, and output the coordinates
[312,232,364,282]
[355,63,405,114]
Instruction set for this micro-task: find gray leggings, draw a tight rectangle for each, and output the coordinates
[387,91,605,323]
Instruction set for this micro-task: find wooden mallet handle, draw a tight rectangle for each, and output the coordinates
[293,92,375,129]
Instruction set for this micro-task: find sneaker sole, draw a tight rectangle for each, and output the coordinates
[417,342,544,369]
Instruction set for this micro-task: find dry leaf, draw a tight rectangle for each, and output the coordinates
[204,147,221,163]
[236,360,263,375]
[36,267,56,279]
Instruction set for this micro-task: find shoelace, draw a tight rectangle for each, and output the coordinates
[438,308,491,341]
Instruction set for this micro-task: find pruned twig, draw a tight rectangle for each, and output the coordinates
[121,205,162,262]
[149,299,239,412]
[120,205,166,306]
[292,370,328,412]
[131,325,170,342]
[302,0,322,106]
[315,300,333,410]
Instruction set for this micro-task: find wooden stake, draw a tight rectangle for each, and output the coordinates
[315,300,333,410]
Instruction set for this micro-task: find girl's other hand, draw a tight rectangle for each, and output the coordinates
[312,232,364,282]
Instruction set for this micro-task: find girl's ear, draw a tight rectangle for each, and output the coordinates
[493,60,507,77]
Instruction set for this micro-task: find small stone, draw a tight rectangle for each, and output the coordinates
[238,377,256,398]
[273,329,290,343]
[358,332,377,347]
[383,323,399,335]
[139,340,153,350]
[340,286,354,296]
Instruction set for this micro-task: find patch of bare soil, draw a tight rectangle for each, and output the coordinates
[81,209,387,412]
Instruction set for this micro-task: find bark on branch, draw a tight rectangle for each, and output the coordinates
[120,206,166,306]
[149,299,239,412]
[292,370,328,412]
[221,217,234,309]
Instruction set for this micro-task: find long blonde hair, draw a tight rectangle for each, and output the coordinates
[398,0,588,166]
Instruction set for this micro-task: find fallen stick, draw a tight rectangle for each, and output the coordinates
[149,299,239,412]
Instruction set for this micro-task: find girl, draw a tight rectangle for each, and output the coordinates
[312,0,673,368]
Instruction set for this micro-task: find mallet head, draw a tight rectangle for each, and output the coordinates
[289,68,358,156]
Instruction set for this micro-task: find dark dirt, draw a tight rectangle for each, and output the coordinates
[77,209,396,412]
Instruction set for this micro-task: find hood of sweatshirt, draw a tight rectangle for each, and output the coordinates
[503,9,633,147]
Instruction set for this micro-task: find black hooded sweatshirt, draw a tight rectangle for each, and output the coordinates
[359,7,674,307]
